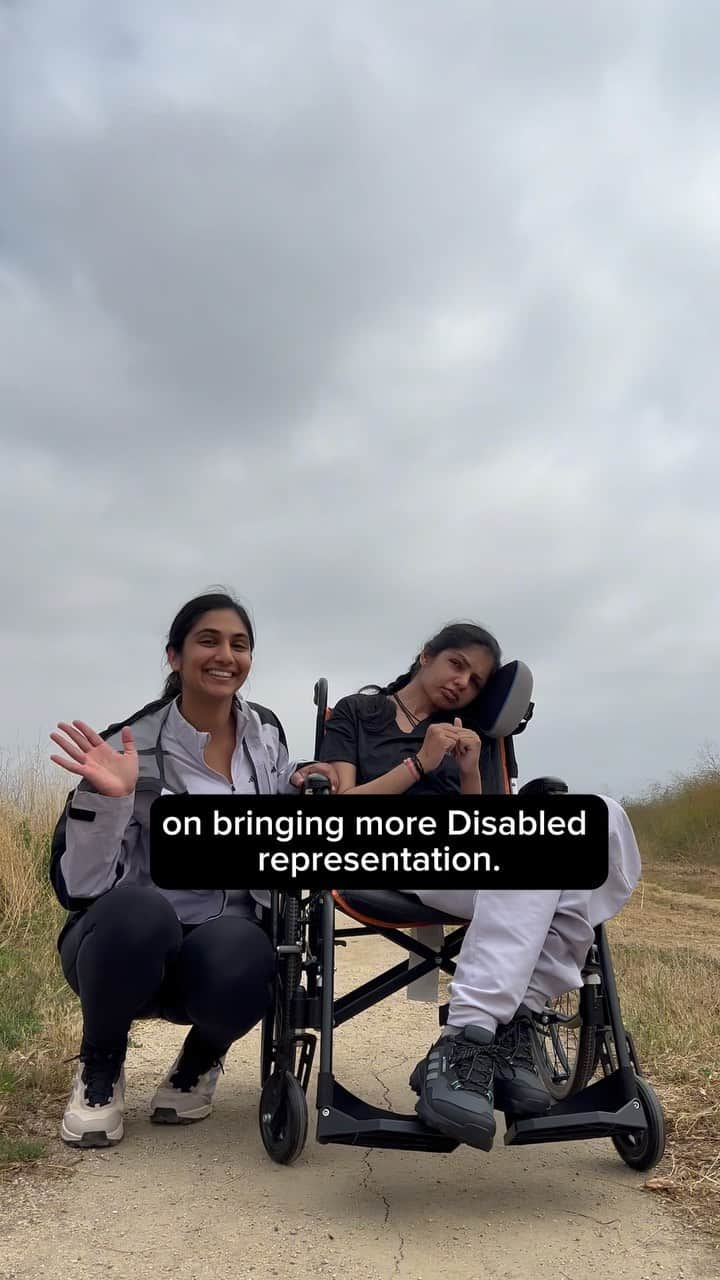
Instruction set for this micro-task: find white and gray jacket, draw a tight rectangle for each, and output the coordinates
[50,695,299,937]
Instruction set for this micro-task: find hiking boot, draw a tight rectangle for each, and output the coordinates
[493,1005,552,1118]
[61,1042,126,1148]
[409,1026,497,1150]
[150,1028,226,1124]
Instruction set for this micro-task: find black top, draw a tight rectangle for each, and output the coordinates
[319,693,465,795]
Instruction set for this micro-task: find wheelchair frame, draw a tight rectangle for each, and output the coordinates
[257,679,666,1170]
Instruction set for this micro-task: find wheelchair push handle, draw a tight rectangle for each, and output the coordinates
[303,772,332,795]
[518,776,569,795]
[313,678,329,761]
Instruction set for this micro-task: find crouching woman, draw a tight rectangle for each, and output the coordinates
[49,591,335,1148]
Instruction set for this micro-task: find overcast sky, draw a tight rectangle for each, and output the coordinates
[2,1,718,801]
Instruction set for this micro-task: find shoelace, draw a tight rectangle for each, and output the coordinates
[65,1049,125,1107]
[495,1019,536,1075]
[170,1049,225,1092]
[447,1039,503,1093]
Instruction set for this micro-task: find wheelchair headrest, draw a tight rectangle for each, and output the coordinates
[465,659,533,739]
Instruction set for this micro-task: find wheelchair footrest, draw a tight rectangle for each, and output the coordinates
[504,1070,647,1146]
[316,1080,459,1152]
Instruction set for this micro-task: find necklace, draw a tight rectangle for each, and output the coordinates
[392,692,424,728]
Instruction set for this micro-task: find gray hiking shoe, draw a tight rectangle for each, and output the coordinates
[410,1025,498,1151]
[493,1004,552,1118]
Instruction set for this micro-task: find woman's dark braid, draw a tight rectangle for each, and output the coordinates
[382,658,421,697]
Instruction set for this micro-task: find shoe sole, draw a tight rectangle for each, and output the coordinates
[61,1122,124,1148]
[150,1106,212,1125]
[410,1065,496,1150]
[415,1097,496,1152]
[493,1087,553,1118]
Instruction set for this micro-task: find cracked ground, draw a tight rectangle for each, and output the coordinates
[1,934,717,1280]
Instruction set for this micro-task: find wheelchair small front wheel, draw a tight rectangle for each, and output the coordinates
[611,1077,666,1171]
[259,1070,308,1165]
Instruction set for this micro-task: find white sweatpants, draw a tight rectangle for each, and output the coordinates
[407,795,641,1032]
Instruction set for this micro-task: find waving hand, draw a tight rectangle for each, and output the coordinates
[50,720,138,797]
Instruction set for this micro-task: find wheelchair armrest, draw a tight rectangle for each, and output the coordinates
[518,776,569,795]
[303,773,332,795]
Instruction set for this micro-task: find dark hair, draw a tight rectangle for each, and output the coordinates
[162,591,255,700]
[386,621,501,693]
[98,591,255,740]
[359,622,502,722]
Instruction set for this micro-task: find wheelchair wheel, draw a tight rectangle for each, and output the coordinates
[533,987,599,1100]
[612,1077,666,1171]
[260,1006,275,1085]
[259,1069,308,1165]
[261,892,303,1085]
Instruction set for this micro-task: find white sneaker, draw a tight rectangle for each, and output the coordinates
[150,1033,226,1124]
[61,1049,126,1147]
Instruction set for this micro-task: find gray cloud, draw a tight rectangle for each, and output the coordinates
[2,0,719,799]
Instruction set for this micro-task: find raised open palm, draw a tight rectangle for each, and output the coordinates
[50,720,139,797]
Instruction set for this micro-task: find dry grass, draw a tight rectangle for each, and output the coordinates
[0,756,80,1171]
[625,758,720,871]
[616,761,720,1235]
[0,753,719,1237]
[607,928,720,1233]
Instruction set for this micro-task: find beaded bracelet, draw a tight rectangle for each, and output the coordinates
[402,756,421,783]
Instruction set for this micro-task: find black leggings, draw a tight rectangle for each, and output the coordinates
[59,884,275,1054]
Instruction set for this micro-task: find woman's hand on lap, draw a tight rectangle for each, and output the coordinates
[50,721,139,797]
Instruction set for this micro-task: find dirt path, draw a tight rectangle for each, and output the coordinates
[1,935,717,1280]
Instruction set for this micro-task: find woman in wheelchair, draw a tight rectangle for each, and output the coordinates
[48,591,337,1150]
[319,621,641,1152]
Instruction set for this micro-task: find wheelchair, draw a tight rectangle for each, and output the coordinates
[257,667,666,1171]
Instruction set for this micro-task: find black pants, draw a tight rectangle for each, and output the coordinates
[59,884,275,1054]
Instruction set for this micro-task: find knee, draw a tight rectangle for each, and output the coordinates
[185,919,276,992]
[82,884,182,951]
[220,920,276,986]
